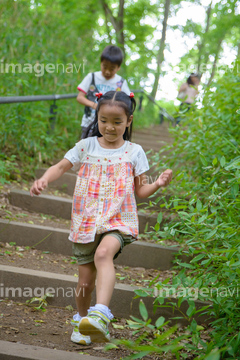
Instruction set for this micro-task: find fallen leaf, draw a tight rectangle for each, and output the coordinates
[112,324,124,329]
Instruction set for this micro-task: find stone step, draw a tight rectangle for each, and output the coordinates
[0,264,210,326]
[9,189,159,234]
[35,168,76,196]
[0,340,104,360]
[0,219,184,271]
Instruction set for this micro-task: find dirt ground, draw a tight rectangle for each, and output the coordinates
[0,298,201,360]
[0,298,153,359]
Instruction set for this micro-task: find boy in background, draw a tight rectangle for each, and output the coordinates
[77,45,131,138]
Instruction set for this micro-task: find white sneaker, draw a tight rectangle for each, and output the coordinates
[71,319,91,345]
[79,310,110,343]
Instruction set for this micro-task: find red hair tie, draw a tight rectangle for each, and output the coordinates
[129,92,134,98]
[95,92,103,99]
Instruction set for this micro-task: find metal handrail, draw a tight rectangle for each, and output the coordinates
[0,89,174,122]
[0,93,77,104]
[133,89,174,122]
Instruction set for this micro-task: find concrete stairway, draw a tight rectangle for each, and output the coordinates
[0,123,209,359]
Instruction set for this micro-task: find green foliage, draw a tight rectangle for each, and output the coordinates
[176,0,240,83]
[0,0,163,183]
[134,96,160,129]
[157,99,175,115]
[147,62,240,357]
[0,0,97,178]
[117,63,240,358]
[113,300,188,359]
[0,154,19,184]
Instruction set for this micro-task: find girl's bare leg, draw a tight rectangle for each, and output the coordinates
[94,235,121,307]
[75,262,96,317]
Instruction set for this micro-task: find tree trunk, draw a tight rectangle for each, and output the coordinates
[237,41,240,58]
[206,38,223,87]
[151,0,170,99]
[197,2,212,74]
[117,0,124,51]
[100,0,125,57]
[103,3,112,43]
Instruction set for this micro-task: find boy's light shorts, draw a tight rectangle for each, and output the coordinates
[72,231,136,265]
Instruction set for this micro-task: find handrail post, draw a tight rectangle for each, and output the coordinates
[49,100,58,131]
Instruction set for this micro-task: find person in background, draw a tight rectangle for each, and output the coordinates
[77,45,130,138]
[30,91,172,345]
[176,73,201,123]
[178,73,200,106]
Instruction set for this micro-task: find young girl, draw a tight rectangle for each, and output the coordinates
[30,91,172,344]
[178,73,200,108]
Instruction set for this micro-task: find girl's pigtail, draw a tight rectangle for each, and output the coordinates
[129,92,136,114]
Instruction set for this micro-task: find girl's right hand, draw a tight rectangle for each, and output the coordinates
[30,178,48,196]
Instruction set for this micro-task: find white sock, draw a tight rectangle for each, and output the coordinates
[73,312,82,322]
[88,304,114,320]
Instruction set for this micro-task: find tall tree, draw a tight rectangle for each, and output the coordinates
[151,0,171,99]
[197,1,212,74]
[206,37,224,87]
[177,0,240,86]
[100,0,125,55]
[97,0,158,88]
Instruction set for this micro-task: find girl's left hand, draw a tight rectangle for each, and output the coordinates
[156,169,172,188]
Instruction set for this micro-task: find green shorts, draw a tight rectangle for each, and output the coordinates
[72,231,136,265]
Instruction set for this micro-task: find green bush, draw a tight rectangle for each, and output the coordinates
[154,62,240,357]
[0,1,161,182]
[116,63,240,359]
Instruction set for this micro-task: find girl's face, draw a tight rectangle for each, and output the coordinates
[98,104,132,148]
[191,76,200,86]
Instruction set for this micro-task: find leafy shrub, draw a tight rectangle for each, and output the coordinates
[150,62,240,357]
[0,1,160,182]
[0,154,19,184]
[116,63,240,359]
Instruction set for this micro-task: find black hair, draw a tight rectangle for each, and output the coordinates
[100,45,124,67]
[84,91,136,141]
[187,73,201,85]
